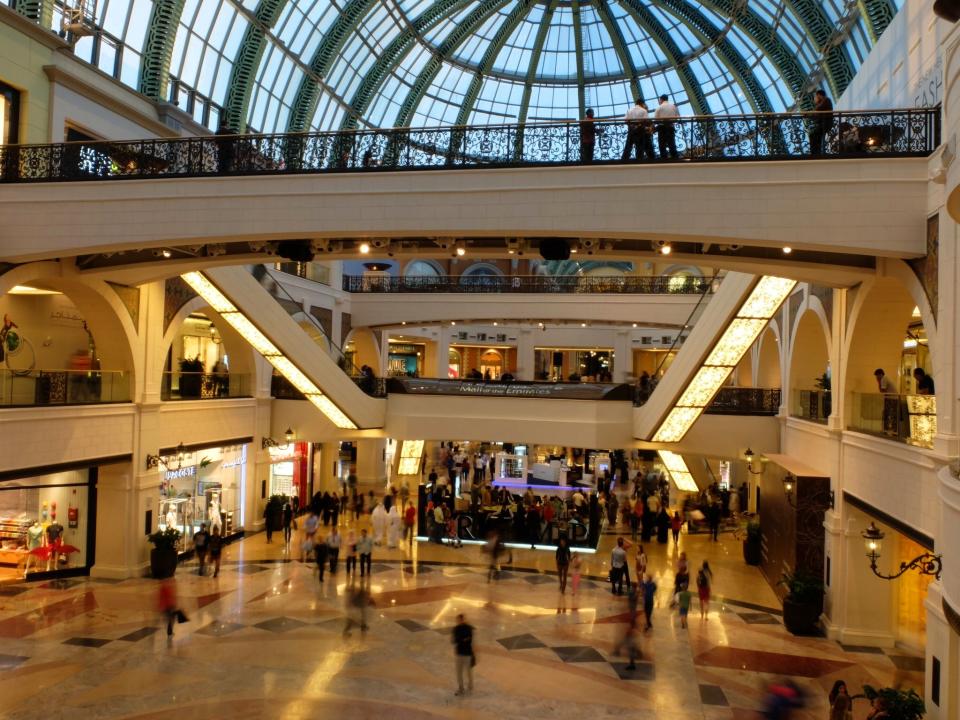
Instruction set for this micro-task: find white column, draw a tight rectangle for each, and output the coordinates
[613,330,630,382]
[516,328,535,380]
[436,326,452,379]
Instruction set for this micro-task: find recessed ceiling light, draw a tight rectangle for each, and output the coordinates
[581,323,587,327]
[401,321,406,325]
[508,249,515,254]
[660,244,672,255]
[570,248,578,254]
[632,323,637,328]
[359,242,370,254]
[162,249,172,258]
[782,246,792,254]
[493,321,498,326]
[538,322,544,327]
[456,246,466,256]
[451,321,456,326]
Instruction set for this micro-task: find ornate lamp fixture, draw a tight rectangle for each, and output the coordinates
[744,447,763,475]
[262,428,295,449]
[146,442,186,470]
[861,522,942,581]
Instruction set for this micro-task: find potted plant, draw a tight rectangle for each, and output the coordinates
[860,685,925,719]
[148,526,182,579]
[778,570,825,635]
[743,520,762,565]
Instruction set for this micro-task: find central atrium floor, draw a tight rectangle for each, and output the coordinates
[0,524,923,719]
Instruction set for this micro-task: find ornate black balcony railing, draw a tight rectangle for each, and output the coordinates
[342,274,714,294]
[0,108,939,183]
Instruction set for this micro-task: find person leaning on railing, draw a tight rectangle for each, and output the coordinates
[808,89,834,156]
[579,109,597,164]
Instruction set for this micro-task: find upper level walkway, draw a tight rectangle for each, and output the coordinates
[0,109,938,268]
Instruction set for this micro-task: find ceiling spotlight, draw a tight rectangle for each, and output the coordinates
[538,322,544,328]
[660,244,672,255]
[581,322,587,327]
[632,323,638,328]
[456,246,466,257]
[162,249,172,258]
[508,249,515,254]
[782,246,792,254]
[493,321,498,326]
[451,321,456,326]
[359,242,370,254]
[401,321,406,325]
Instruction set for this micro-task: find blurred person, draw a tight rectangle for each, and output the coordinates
[696,561,713,619]
[327,526,341,574]
[343,583,372,636]
[193,523,209,576]
[403,501,417,545]
[610,536,631,595]
[282,501,294,547]
[677,581,692,629]
[357,528,373,578]
[314,533,328,582]
[387,503,401,548]
[829,680,852,720]
[208,526,224,578]
[344,529,358,576]
[762,679,804,719]
[157,577,188,637]
[641,573,657,630]
[671,511,683,545]
[452,614,475,696]
[555,537,571,593]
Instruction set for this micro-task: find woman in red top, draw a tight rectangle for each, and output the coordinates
[670,511,683,545]
[404,503,417,545]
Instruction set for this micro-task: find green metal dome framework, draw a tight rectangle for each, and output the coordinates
[11,0,900,133]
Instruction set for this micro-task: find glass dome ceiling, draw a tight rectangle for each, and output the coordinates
[18,0,902,133]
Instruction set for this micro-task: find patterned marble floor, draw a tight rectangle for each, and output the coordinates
[0,527,924,720]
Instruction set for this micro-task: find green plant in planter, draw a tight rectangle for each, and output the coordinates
[814,372,831,392]
[148,526,182,550]
[778,570,825,635]
[778,570,825,601]
[861,685,925,720]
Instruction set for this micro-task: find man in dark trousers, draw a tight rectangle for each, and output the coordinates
[809,89,833,156]
[452,614,475,696]
[579,109,597,164]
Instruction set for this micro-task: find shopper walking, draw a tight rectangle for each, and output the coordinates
[208,526,224,578]
[344,529,357,576]
[327,526,341,574]
[654,94,679,159]
[610,536,631,595]
[193,523,209,576]
[314,533,328,582]
[357,528,373,578]
[696,560,713,619]
[403,502,417,545]
[282,502,294,547]
[452,614,475,696]
[635,543,647,581]
[157,577,188,637]
[670,511,683,545]
[641,573,656,630]
[555,537,571,593]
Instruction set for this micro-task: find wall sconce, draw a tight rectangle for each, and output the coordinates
[783,474,797,508]
[744,448,763,475]
[146,442,186,470]
[861,522,942,581]
[262,429,294,449]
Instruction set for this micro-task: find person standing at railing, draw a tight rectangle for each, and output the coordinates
[808,89,834,156]
[622,99,647,161]
[913,367,935,395]
[654,95,680,160]
[579,109,597,164]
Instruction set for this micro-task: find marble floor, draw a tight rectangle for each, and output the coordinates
[0,520,924,720]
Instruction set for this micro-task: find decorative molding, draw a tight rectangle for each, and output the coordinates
[106,281,140,327]
[842,491,935,551]
[163,276,197,334]
[943,596,960,636]
[42,65,178,139]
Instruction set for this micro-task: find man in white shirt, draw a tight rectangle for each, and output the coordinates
[654,94,680,159]
[873,368,892,393]
[622,99,647,161]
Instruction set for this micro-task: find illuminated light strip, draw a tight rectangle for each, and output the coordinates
[398,440,425,475]
[658,450,699,492]
[181,271,358,430]
[652,276,796,443]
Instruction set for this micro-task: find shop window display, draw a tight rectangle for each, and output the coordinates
[157,444,247,549]
[0,469,90,581]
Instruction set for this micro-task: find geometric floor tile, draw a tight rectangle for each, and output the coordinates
[694,646,854,678]
[117,627,160,642]
[522,575,555,585]
[315,618,347,630]
[0,586,29,597]
[402,565,433,574]
[40,579,86,590]
[0,653,30,669]
[887,654,925,672]
[233,565,269,575]
[253,616,308,633]
[699,684,729,706]
[196,621,246,637]
[838,643,885,654]
[395,619,430,632]
[62,637,111,648]
[497,633,547,650]
[610,661,655,680]
[737,612,780,625]
[552,646,606,663]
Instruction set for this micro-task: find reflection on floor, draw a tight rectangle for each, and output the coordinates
[0,522,924,720]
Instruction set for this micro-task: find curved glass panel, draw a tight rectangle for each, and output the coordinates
[34,0,904,133]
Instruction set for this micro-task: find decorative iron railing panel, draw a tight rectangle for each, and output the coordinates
[342,274,714,294]
[0,109,939,183]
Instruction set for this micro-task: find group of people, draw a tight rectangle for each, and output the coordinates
[580,88,847,165]
[580,95,679,164]
[873,366,935,395]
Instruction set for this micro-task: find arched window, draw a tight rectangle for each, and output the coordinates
[404,260,443,278]
[460,263,504,289]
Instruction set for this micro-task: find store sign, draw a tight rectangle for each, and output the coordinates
[268,443,300,462]
[387,377,632,400]
[165,466,196,480]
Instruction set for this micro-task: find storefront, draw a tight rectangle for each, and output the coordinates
[156,441,248,546]
[388,342,424,377]
[267,441,309,508]
[0,460,105,582]
[534,347,613,381]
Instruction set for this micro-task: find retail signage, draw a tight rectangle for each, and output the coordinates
[387,377,632,400]
[165,466,196,480]
[268,443,300,463]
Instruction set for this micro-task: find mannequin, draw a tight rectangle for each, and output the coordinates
[207,493,223,533]
[165,502,178,531]
[45,520,64,570]
[24,520,44,577]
